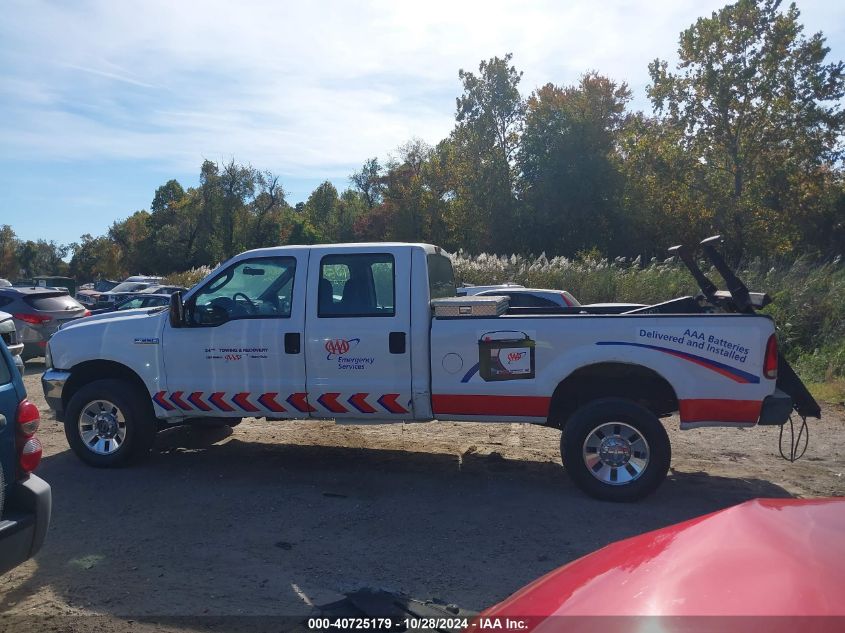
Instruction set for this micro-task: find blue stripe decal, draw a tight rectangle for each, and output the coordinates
[596,341,760,384]
[461,362,480,383]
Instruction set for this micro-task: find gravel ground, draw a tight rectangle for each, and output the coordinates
[1,361,843,631]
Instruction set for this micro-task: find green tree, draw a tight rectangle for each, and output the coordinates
[449,54,525,252]
[0,225,20,279]
[518,73,632,256]
[648,0,845,258]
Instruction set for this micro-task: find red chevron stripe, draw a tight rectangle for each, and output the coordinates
[153,391,175,411]
[232,392,259,413]
[348,392,377,414]
[169,391,192,411]
[209,392,235,412]
[377,393,408,414]
[258,392,286,412]
[188,392,212,411]
[317,392,348,414]
[287,392,316,413]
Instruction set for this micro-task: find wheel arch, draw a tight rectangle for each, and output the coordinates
[548,362,679,428]
[63,360,151,413]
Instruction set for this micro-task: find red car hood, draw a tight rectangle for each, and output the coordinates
[480,498,845,626]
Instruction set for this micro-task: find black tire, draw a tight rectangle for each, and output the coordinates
[562,397,671,502]
[64,379,157,467]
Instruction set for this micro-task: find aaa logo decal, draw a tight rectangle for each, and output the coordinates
[507,352,525,363]
[325,337,360,359]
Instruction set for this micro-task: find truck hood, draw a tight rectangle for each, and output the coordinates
[50,309,167,370]
[61,307,165,329]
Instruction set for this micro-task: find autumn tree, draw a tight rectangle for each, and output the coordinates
[648,0,845,259]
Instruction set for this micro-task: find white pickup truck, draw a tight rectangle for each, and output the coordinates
[41,239,819,501]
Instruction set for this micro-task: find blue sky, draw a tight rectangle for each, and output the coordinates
[2,0,844,245]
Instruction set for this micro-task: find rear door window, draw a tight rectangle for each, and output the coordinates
[318,253,395,317]
[24,293,83,311]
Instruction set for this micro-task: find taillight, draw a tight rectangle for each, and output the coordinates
[83,310,92,317]
[17,400,40,435]
[19,437,43,473]
[14,313,52,325]
[764,334,778,380]
[16,399,42,474]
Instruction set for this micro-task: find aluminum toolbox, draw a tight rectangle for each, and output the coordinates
[431,295,509,318]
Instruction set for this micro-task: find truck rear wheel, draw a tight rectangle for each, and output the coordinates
[562,397,670,502]
[65,379,157,467]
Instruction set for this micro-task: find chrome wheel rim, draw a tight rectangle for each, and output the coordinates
[78,399,127,455]
[582,421,650,486]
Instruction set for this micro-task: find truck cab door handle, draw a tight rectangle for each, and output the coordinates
[284,332,301,354]
[389,332,406,354]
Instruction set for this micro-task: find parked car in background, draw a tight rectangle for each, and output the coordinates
[89,293,173,315]
[32,275,77,296]
[476,498,845,628]
[474,287,580,308]
[76,279,119,306]
[456,282,524,296]
[139,285,187,295]
[0,311,25,375]
[95,277,163,307]
[462,284,646,312]
[0,279,11,288]
[0,287,89,360]
[0,338,51,575]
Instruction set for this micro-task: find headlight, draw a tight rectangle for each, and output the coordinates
[45,341,52,369]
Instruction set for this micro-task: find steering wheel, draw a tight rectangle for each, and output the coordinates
[232,292,257,314]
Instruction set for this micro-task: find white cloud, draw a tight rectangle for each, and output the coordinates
[1,0,843,179]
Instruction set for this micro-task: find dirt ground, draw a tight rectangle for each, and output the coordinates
[1,362,843,631]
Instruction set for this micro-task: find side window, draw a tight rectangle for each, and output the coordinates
[188,257,296,326]
[0,357,10,385]
[427,253,456,299]
[318,253,395,317]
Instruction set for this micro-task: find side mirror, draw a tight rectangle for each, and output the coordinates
[169,291,185,328]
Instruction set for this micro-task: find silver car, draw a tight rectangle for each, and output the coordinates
[0,311,24,374]
[0,288,88,361]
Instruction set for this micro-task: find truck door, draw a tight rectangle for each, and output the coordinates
[159,251,309,419]
[304,247,413,420]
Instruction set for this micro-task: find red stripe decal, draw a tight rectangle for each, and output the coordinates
[287,392,316,413]
[377,393,409,414]
[153,391,175,411]
[210,392,235,412]
[169,391,192,411]
[679,399,762,423]
[348,393,377,414]
[188,392,212,412]
[258,392,286,413]
[232,392,259,413]
[317,392,348,414]
[432,394,550,417]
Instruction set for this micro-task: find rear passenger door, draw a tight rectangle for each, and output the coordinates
[304,247,414,420]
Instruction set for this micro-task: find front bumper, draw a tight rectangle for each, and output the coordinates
[0,474,52,575]
[42,368,71,418]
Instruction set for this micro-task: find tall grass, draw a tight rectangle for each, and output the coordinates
[452,251,845,383]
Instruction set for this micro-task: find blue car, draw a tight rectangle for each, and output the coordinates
[0,338,51,574]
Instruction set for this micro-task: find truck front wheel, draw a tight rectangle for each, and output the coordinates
[65,379,157,467]
[562,398,671,502]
